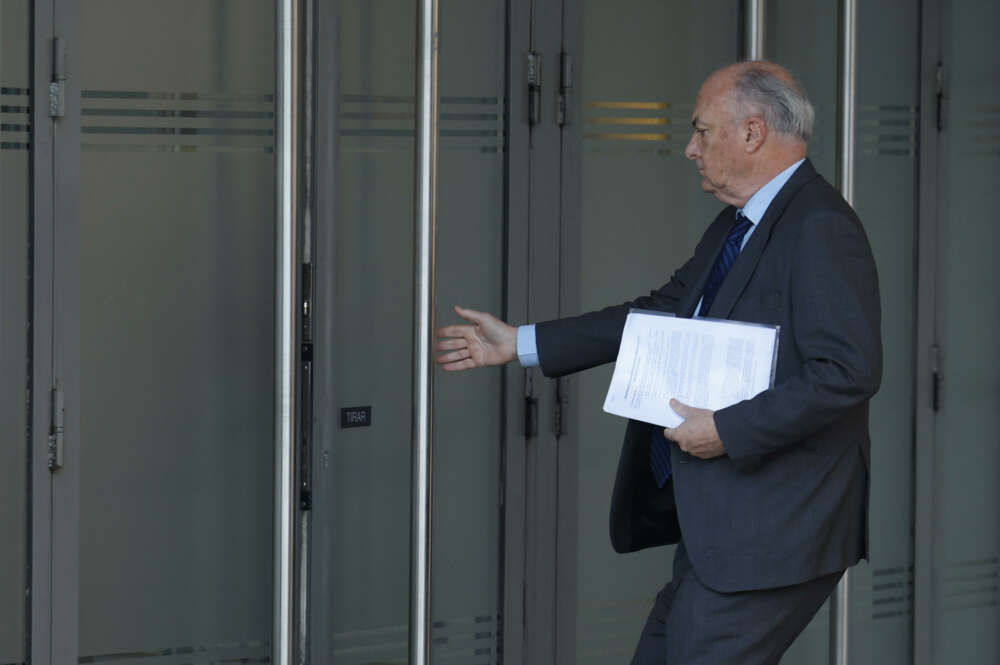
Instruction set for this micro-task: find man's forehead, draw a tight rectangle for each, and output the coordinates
[691,83,732,126]
[690,100,715,126]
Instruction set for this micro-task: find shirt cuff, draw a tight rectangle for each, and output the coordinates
[517,324,540,367]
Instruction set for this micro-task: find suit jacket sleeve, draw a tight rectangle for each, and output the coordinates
[714,209,883,470]
[533,229,714,378]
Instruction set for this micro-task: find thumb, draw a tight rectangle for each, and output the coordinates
[669,398,693,419]
[454,305,485,325]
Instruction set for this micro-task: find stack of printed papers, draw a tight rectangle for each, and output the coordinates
[603,310,779,428]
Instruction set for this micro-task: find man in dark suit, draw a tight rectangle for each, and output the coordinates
[437,61,881,664]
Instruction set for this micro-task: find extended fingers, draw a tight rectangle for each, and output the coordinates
[436,348,472,365]
[454,305,487,325]
[441,357,478,372]
[437,324,476,339]
[436,337,468,352]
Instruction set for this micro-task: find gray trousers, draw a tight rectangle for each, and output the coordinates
[631,542,842,665]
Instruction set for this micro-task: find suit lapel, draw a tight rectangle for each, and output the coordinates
[707,159,819,319]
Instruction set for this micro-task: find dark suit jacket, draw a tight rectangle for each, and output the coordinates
[534,160,882,593]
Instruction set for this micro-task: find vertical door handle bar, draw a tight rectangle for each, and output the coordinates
[275,0,301,662]
[831,1,857,664]
[411,0,440,663]
[744,0,766,60]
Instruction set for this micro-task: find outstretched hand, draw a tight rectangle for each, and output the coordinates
[662,399,725,459]
[436,306,518,371]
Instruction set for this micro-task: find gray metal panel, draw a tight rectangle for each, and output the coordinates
[556,2,581,661]
[0,2,32,663]
[50,0,81,662]
[928,1,1000,662]
[523,0,564,663]
[503,0,532,662]
[30,0,56,661]
[308,1,340,663]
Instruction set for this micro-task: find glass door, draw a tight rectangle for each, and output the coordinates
[57,1,278,663]
[308,1,509,662]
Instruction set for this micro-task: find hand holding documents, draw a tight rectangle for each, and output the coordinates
[603,310,779,429]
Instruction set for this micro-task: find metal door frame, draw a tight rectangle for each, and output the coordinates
[28,0,54,659]
[30,0,81,661]
[913,0,945,663]
[29,1,303,662]
[503,0,532,661]
[515,0,565,662]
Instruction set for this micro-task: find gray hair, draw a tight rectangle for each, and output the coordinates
[728,62,815,142]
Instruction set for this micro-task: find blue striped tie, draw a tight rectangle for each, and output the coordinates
[649,211,753,487]
[699,211,754,318]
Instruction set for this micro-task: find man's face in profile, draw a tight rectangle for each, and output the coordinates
[685,76,748,206]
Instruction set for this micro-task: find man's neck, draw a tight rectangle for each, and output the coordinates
[735,148,807,207]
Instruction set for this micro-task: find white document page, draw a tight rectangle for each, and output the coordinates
[603,310,779,428]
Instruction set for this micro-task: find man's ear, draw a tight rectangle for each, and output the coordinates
[743,116,766,152]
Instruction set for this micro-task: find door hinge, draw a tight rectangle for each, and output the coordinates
[931,344,943,412]
[48,37,66,118]
[557,52,574,127]
[526,51,542,127]
[935,63,945,132]
[47,387,65,471]
[524,369,538,438]
[554,376,569,437]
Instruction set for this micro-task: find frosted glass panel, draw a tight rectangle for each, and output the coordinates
[0,1,31,663]
[571,2,737,661]
[847,0,920,663]
[327,0,505,662]
[931,1,1000,663]
[767,0,838,183]
[78,2,274,662]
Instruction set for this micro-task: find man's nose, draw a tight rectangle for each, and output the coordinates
[684,134,698,160]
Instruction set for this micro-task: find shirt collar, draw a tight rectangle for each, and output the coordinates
[738,158,806,225]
